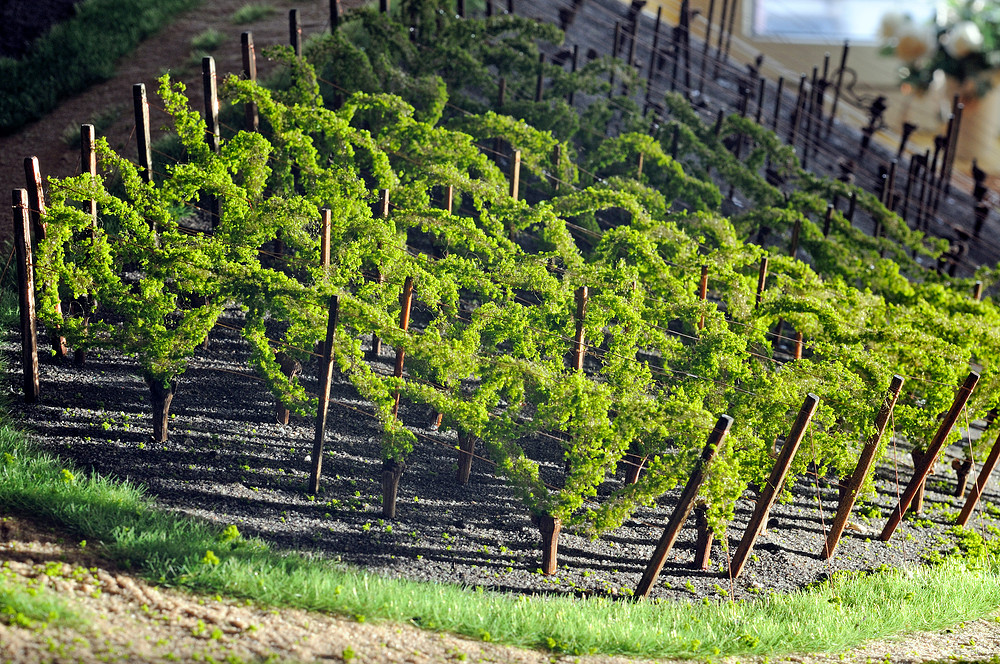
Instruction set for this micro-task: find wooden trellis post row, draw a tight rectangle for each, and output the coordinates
[880,371,980,541]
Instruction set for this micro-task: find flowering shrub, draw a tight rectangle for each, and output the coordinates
[880,0,1000,97]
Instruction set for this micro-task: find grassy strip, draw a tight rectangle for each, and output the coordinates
[1,424,999,659]
[0,573,84,631]
[0,0,202,133]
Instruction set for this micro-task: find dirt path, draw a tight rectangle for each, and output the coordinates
[4,513,1000,664]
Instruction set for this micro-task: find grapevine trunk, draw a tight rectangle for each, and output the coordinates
[382,459,406,518]
[144,376,177,444]
[534,514,561,575]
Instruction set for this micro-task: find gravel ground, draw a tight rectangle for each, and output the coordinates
[5,316,1000,605]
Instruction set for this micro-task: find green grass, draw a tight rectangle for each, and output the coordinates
[0,576,83,630]
[2,419,1000,659]
[0,0,202,133]
[190,28,225,53]
[230,3,277,24]
[59,104,126,147]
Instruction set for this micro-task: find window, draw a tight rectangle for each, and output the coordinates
[751,0,938,43]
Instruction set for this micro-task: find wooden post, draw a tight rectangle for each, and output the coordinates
[958,420,1000,526]
[974,280,984,301]
[571,286,587,371]
[309,296,340,494]
[636,152,644,180]
[132,84,154,183]
[203,56,221,227]
[698,0,715,90]
[509,149,521,201]
[534,52,545,102]
[485,0,493,17]
[772,76,785,132]
[793,331,803,360]
[826,40,849,136]
[456,430,475,484]
[788,74,807,146]
[241,32,259,132]
[289,9,302,56]
[880,371,980,540]
[380,0,389,13]
[698,264,709,330]
[76,124,98,368]
[609,22,621,98]
[822,203,834,237]
[729,393,820,578]
[754,256,768,307]
[456,0,465,18]
[635,415,733,599]
[367,190,389,360]
[497,76,506,110]
[567,44,579,106]
[444,184,454,214]
[81,125,97,225]
[823,374,904,558]
[13,189,39,403]
[391,276,415,417]
[788,217,801,258]
[202,57,221,153]
[846,190,857,225]
[331,0,343,29]
[24,157,68,359]
[320,208,331,268]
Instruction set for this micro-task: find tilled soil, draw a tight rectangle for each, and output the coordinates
[5,316,1000,604]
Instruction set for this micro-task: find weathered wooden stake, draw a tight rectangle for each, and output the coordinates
[309,295,340,495]
[793,331,803,360]
[730,393,820,578]
[958,417,1000,526]
[534,52,545,102]
[823,374,904,558]
[289,9,302,56]
[822,203,834,237]
[132,84,154,183]
[367,190,390,360]
[382,460,405,518]
[789,217,801,258]
[635,414,733,599]
[571,286,587,371]
[331,0,343,29]
[380,0,389,13]
[320,208,331,268]
[203,56,221,226]
[755,256,768,307]
[826,40,849,136]
[509,149,521,201]
[76,124,98,368]
[880,371,980,540]
[13,189,39,403]
[974,280,984,301]
[698,264,709,330]
[457,0,465,18]
[391,276,415,417]
[241,32,259,132]
[24,157,68,358]
[567,44,579,106]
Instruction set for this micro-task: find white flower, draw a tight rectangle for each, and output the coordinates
[879,11,912,40]
[942,21,984,58]
[895,23,938,62]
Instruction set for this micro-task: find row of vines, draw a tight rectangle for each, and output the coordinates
[22,0,1000,583]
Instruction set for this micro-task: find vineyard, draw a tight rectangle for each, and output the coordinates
[9,0,1000,604]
